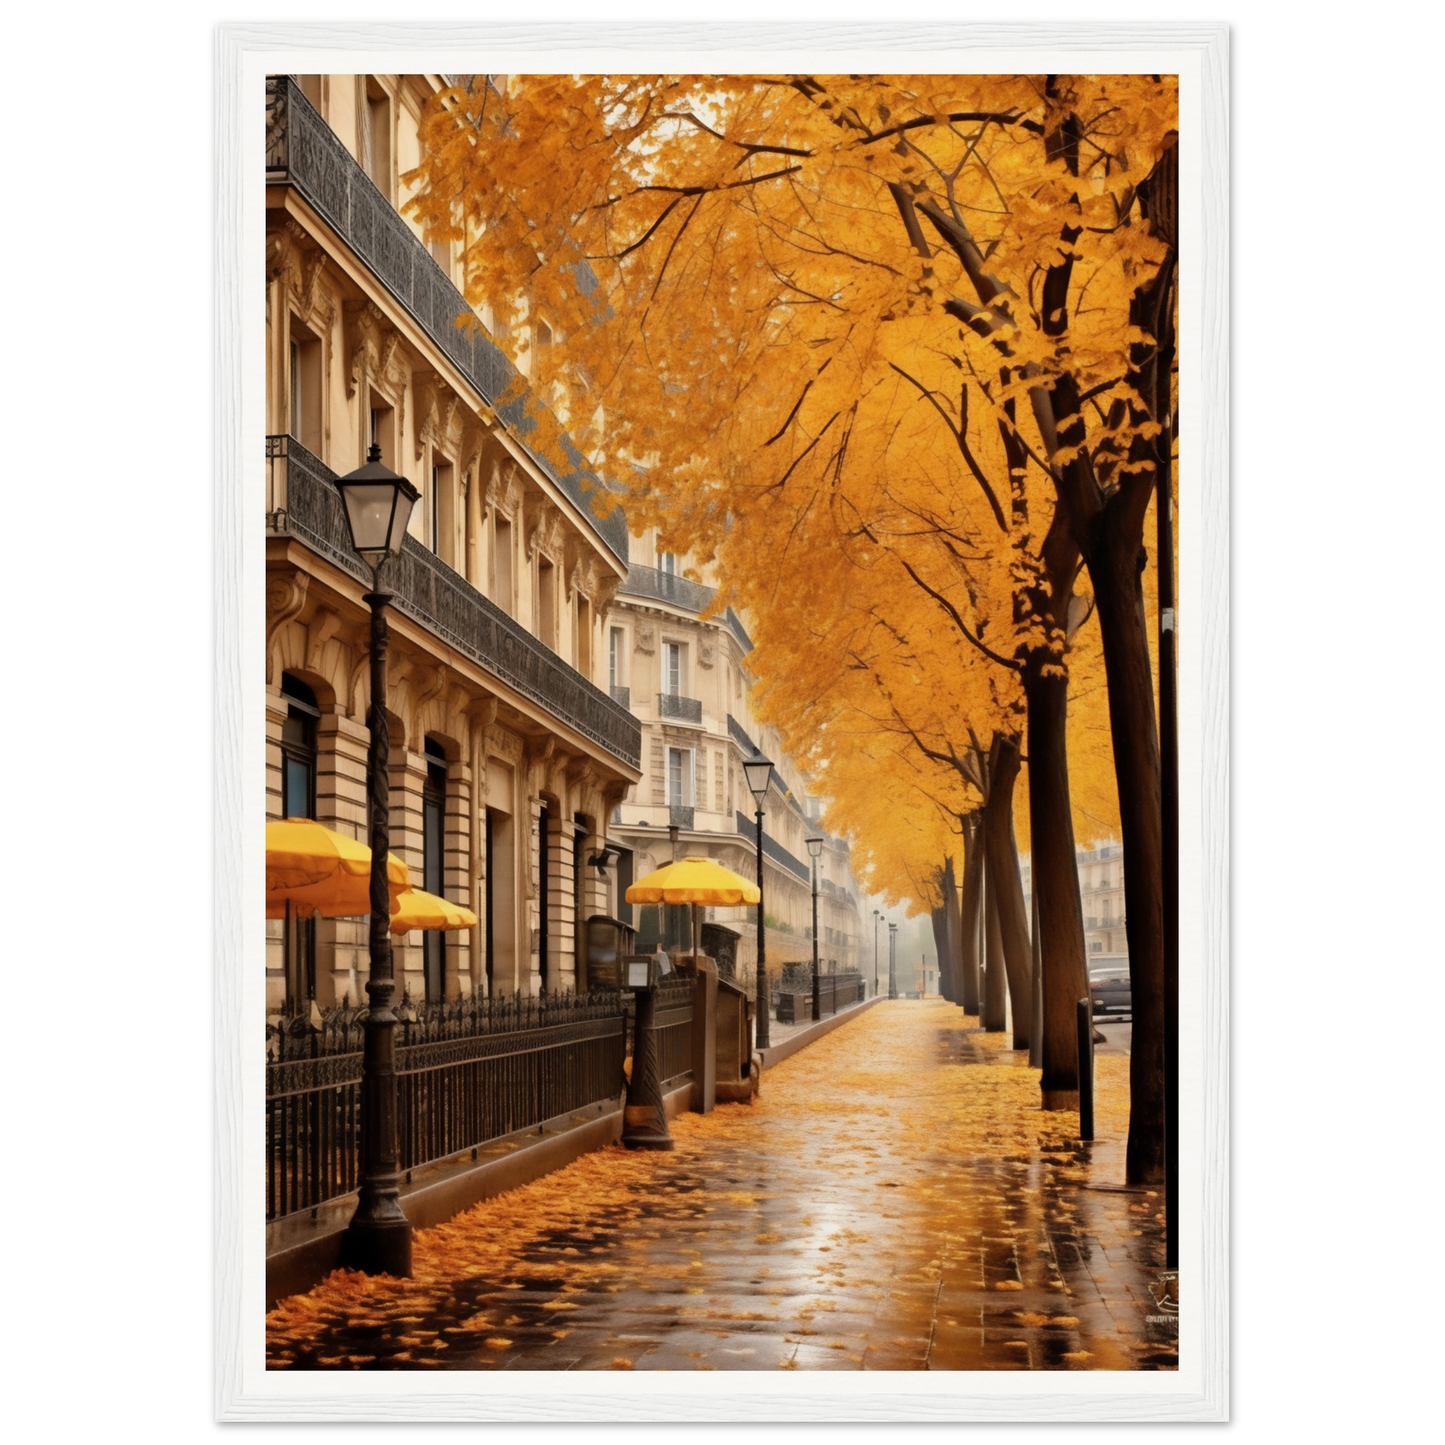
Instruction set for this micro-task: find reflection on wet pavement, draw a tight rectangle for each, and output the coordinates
[267,1000,1177,1371]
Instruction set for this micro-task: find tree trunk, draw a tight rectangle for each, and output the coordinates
[929,905,949,1001]
[983,734,1032,1050]
[1024,658,1092,1109]
[981,848,1007,1032]
[1091,522,1165,1183]
[944,851,966,1009]
[958,814,982,1015]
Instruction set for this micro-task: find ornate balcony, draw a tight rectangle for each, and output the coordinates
[609,684,631,708]
[726,712,756,755]
[266,435,640,770]
[264,73,628,566]
[618,564,753,653]
[668,804,695,830]
[733,811,810,883]
[657,692,703,724]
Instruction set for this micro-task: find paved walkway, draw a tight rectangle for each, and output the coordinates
[267,1000,1176,1372]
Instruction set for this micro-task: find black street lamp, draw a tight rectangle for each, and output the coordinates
[741,751,775,1049]
[334,443,419,1278]
[888,921,898,1000]
[873,909,881,998]
[807,834,824,1022]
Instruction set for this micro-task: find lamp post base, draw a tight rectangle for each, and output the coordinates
[621,1118,676,1151]
[341,1206,413,1278]
[622,985,674,1150]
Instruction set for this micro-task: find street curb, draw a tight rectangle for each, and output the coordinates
[266,1078,699,1309]
[267,1096,619,1308]
[758,995,883,1072]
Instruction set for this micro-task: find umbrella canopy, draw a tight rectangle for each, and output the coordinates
[389,888,479,934]
[625,855,760,906]
[266,818,410,919]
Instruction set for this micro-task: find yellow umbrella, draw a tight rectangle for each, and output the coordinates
[625,855,760,906]
[389,887,479,934]
[266,818,410,919]
[626,856,759,963]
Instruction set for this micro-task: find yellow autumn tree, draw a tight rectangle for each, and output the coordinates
[410,72,1176,1181]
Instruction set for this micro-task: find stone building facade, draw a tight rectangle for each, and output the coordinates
[263,73,641,1012]
[601,531,865,982]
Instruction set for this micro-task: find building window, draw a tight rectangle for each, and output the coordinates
[288,325,323,455]
[662,641,683,697]
[609,627,625,690]
[430,457,455,566]
[666,747,693,807]
[280,674,319,819]
[369,398,396,470]
[659,551,677,575]
[575,594,592,675]
[280,674,319,1004]
[492,512,514,615]
[363,78,392,197]
[423,739,447,1003]
[537,555,557,648]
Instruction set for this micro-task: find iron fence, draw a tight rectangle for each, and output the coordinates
[265,990,627,1223]
[650,975,695,1085]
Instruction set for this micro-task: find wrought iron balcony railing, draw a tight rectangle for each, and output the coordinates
[733,810,811,883]
[667,804,694,830]
[621,563,713,613]
[609,684,630,708]
[726,712,756,755]
[267,435,640,770]
[617,564,753,653]
[264,73,627,565]
[657,692,703,724]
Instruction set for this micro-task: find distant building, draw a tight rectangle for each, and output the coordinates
[601,530,865,983]
[1021,841,1129,976]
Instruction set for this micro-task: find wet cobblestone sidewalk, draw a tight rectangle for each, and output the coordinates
[267,1000,1177,1371]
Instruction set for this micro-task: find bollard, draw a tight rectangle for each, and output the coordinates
[622,981,674,1150]
[1076,997,1094,1142]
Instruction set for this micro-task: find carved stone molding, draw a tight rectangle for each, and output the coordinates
[304,606,341,674]
[264,570,310,682]
[344,301,409,425]
[634,620,657,655]
[414,369,464,461]
[698,636,716,669]
[485,724,523,766]
[461,420,487,479]
[593,573,621,615]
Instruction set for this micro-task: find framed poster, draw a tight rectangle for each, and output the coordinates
[210,14,1242,1433]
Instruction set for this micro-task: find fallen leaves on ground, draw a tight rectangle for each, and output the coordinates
[266,1002,1168,1373]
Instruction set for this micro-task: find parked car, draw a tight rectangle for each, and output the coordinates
[1088,965,1132,1019]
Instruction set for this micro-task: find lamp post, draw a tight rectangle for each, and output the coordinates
[871,909,880,996]
[742,751,775,1050]
[807,834,824,1022]
[622,953,673,1150]
[888,921,898,1000]
[333,443,420,1278]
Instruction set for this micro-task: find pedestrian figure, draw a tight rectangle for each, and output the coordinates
[653,942,673,977]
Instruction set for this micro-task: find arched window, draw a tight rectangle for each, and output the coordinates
[280,674,319,1004]
[280,674,318,819]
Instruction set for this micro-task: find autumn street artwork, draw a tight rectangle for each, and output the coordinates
[263,72,1181,1374]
